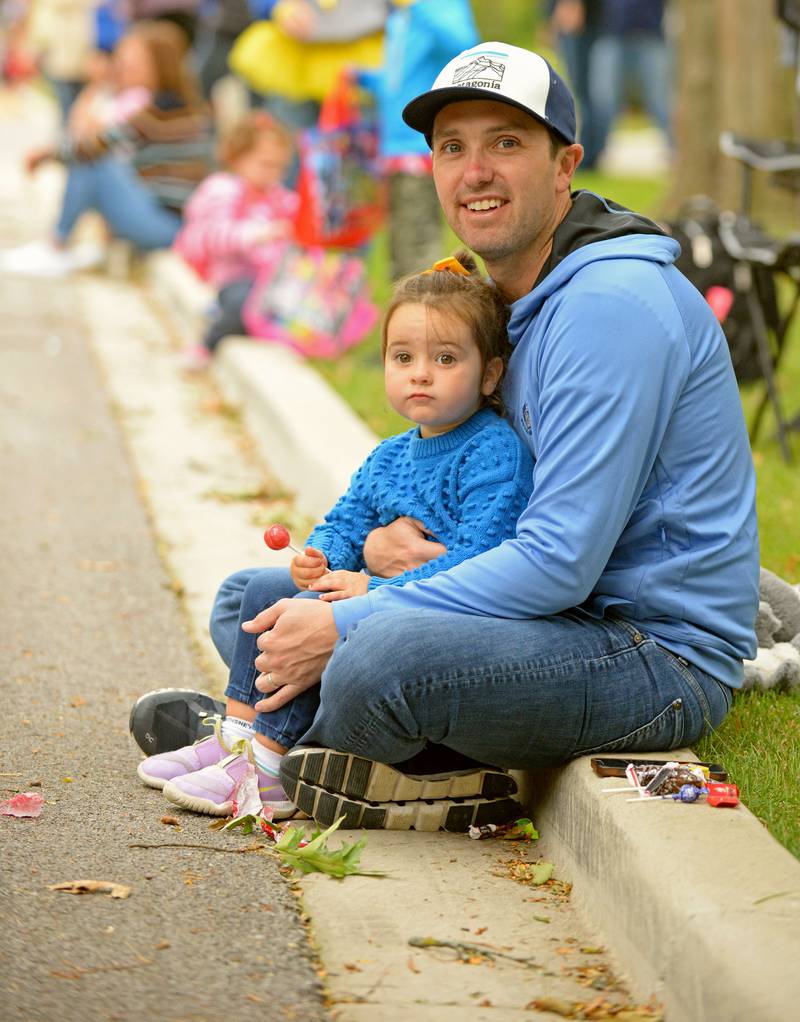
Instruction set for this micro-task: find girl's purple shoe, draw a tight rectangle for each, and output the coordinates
[162,750,297,820]
[136,717,237,790]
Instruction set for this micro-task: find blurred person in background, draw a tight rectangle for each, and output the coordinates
[25,0,99,120]
[584,0,671,168]
[360,0,478,281]
[547,0,600,171]
[193,0,252,100]
[0,18,212,276]
[173,111,297,369]
[230,0,388,135]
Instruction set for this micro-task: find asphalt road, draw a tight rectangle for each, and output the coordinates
[0,276,328,1022]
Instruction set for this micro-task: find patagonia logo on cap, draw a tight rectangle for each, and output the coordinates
[452,54,506,91]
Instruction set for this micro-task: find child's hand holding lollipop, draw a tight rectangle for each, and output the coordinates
[290,547,329,590]
[264,524,328,590]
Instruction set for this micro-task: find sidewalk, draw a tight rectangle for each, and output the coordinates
[5,84,800,1022]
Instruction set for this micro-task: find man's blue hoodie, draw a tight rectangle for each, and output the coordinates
[333,191,759,688]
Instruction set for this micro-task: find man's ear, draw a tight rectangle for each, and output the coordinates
[556,143,583,193]
[481,356,504,396]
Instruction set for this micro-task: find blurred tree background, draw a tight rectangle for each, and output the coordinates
[668,0,799,228]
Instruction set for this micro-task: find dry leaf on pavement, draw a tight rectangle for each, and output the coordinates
[48,880,132,899]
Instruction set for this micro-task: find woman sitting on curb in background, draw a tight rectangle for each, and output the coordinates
[0,19,213,278]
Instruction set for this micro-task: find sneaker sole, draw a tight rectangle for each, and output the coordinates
[160,782,299,821]
[129,689,225,756]
[280,747,517,802]
[136,760,170,791]
[283,779,522,832]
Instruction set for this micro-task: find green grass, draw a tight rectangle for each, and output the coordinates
[315,163,800,859]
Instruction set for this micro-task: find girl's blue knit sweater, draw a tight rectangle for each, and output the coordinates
[306,407,533,589]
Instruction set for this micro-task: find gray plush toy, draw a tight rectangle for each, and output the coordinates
[743,568,800,691]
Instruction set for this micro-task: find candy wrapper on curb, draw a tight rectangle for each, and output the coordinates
[601,761,740,808]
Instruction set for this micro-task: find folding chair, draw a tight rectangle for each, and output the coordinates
[717,132,800,462]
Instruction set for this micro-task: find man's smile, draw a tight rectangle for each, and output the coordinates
[464,197,509,212]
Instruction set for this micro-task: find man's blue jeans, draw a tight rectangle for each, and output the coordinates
[55,156,181,250]
[210,567,733,769]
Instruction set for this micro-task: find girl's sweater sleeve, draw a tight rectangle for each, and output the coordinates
[368,430,533,589]
[304,444,386,571]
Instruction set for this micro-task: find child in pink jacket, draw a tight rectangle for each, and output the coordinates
[174,111,298,368]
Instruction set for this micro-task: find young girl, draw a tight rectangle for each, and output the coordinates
[0,19,212,278]
[135,253,534,822]
[173,111,298,369]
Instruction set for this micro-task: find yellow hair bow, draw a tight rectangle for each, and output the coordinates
[424,256,470,276]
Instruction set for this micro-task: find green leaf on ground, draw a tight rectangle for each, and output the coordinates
[530,862,555,885]
[275,817,386,879]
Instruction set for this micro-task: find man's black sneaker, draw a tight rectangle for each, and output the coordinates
[129,688,225,756]
[279,746,522,832]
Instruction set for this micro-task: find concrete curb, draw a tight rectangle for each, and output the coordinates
[146,246,800,1021]
[522,760,800,1021]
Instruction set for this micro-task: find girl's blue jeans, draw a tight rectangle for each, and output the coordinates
[211,567,733,769]
[56,156,181,250]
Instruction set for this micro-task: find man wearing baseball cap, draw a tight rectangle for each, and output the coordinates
[203,43,760,830]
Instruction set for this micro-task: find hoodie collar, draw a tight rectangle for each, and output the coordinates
[507,190,680,344]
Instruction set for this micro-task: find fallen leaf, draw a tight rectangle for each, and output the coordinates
[533,915,551,923]
[70,697,86,708]
[155,940,170,951]
[580,946,605,955]
[474,926,487,935]
[526,996,576,1016]
[530,862,555,885]
[556,946,577,956]
[48,880,131,899]
[344,963,362,972]
[0,792,44,818]
[245,994,264,1004]
[407,957,420,974]
[160,816,180,827]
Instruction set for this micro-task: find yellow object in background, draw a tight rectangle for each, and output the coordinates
[229,22,384,102]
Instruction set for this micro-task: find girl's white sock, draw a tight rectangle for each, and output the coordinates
[220,716,255,747]
[251,740,283,779]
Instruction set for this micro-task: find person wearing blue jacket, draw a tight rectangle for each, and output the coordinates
[138,42,759,832]
[359,0,478,279]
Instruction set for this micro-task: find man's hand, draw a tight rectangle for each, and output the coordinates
[242,597,339,712]
[310,569,369,602]
[363,517,447,578]
[290,546,328,590]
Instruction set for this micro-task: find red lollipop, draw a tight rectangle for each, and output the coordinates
[264,524,302,555]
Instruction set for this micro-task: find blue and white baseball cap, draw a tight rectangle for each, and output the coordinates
[403,42,576,146]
